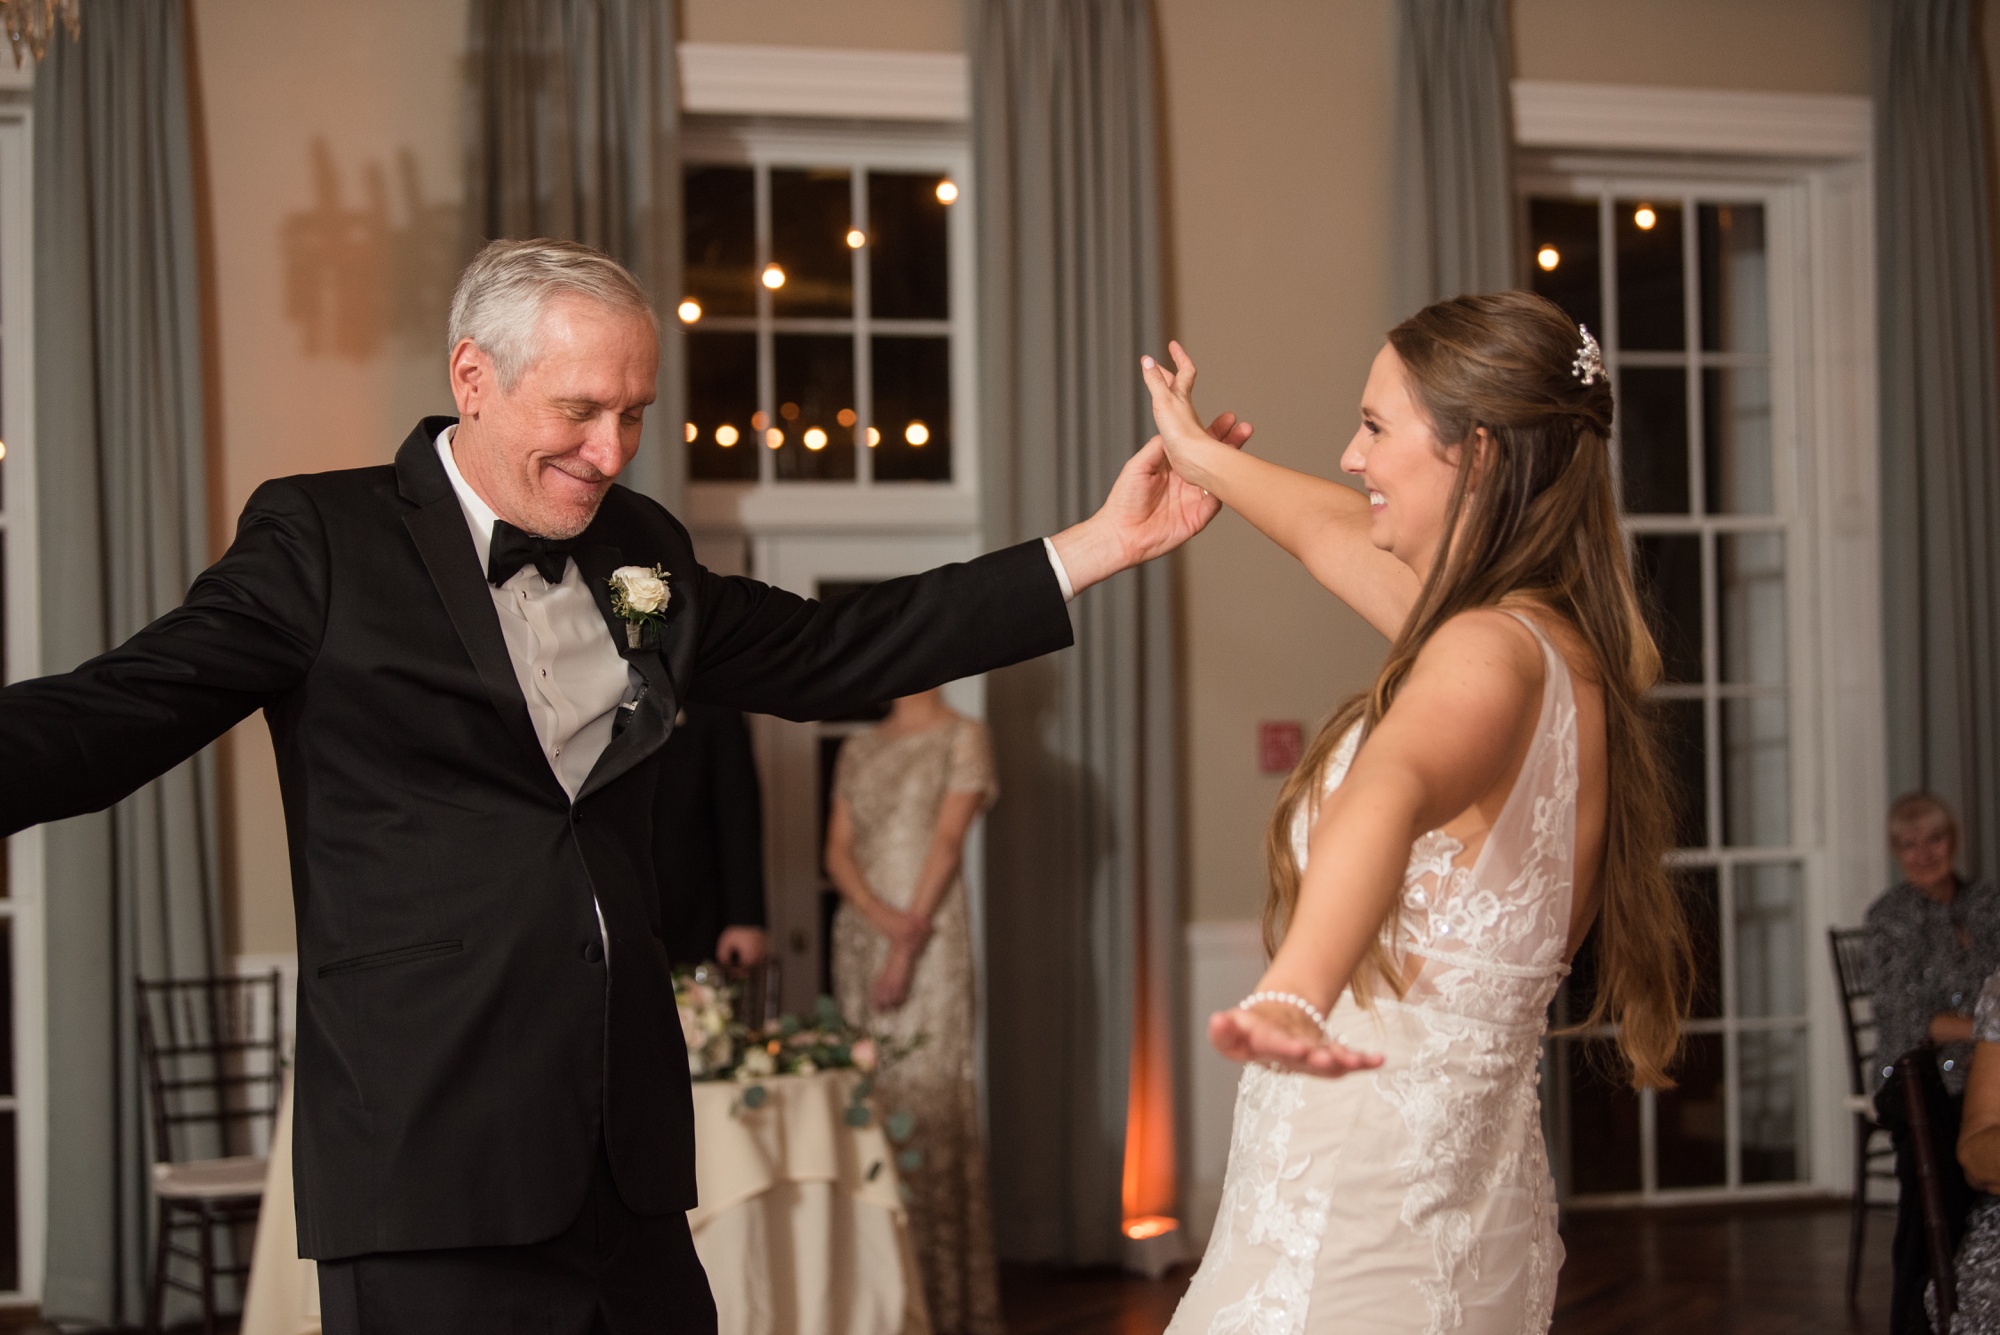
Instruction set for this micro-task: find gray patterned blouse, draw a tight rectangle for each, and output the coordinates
[1864,877,2000,1095]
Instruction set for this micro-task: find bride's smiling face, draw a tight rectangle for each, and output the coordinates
[1341,344,1465,579]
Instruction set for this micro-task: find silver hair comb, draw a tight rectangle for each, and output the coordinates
[1572,324,1604,386]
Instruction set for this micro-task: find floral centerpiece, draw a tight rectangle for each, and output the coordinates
[672,967,924,1138]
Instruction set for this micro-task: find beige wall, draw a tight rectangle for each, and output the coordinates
[1514,0,1869,94]
[192,0,1891,948]
[192,0,471,954]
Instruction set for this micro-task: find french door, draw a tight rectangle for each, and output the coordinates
[1527,171,1821,1201]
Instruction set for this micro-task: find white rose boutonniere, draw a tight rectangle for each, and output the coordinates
[608,564,671,648]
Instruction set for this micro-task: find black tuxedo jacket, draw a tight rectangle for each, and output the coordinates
[0,417,1072,1259]
[653,702,765,965]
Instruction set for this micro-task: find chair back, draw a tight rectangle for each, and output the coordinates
[1829,928,1878,1095]
[135,972,285,1166]
[1894,1049,1964,1329]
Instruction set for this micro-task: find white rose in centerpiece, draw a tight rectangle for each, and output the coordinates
[610,565,670,615]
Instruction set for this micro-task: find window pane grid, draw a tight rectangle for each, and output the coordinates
[1535,183,1805,1200]
[686,154,957,487]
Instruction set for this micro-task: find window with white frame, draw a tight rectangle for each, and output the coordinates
[676,116,982,1015]
[1530,178,1811,1200]
[682,143,964,487]
[0,80,44,1303]
[679,122,975,503]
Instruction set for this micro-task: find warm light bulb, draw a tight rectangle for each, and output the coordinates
[1634,205,1657,231]
[837,408,857,428]
[904,421,930,446]
[1536,245,1560,272]
[804,427,829,451]
[780,402,800,422]
[677,298,703,323]
[935,179,958,205]
[715,424,740,447]
[761,264,786,290]
[846,229,866,249]
[765,428,784,449]
[684,421,698,443]
[866,427,881,447]
[1122,1216,1179,1241]
[0,440,9,461]
[751,410,770,430]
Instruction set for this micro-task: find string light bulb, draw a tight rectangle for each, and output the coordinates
[804,427,829,451]
[935,180,958,205]
[905,421,930,446]
[1634,204,1658,231]
[715,425,739,447]
[761,264,786,290]
[684,422,697,443]
[1536,245,1560,272]
[846,229,865,249]
[765,428,784,449]
[677,298,702,323]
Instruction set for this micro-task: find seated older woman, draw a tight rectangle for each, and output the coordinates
[1866,792,2000,1094]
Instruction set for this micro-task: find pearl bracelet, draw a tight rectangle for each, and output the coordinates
[1237,990,1327,1030]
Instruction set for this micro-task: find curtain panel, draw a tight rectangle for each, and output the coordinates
[463,0,683,507]
[1874,0,2000,876]
[34,2,223,1320]
[1391,0,1517,317]
[972,0,1181,1265]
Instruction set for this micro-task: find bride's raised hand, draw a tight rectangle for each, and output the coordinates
[1209,1004,1383,1079]
[1140,341,1250,490]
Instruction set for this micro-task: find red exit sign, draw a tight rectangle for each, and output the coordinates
[1258,721,1304,774]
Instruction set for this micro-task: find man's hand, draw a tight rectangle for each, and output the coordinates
[716,926,769,969]
[1049,407,1252,595]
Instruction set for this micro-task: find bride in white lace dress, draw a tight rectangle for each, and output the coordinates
[1139,292,1693,1334]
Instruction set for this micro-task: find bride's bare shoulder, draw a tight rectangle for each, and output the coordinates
[1415,607,1548,688]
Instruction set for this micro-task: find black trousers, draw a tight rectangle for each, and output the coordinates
[317,1145,717,1335]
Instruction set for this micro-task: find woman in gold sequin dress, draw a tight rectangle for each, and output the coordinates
[826,687,1002,1335]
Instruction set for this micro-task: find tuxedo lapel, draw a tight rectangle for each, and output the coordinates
[394,422,558,791]
[575,543,679,801]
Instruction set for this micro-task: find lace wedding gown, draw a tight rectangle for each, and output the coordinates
[1170,612,1578,1335]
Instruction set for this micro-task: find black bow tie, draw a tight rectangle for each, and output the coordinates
[487,520,574,586]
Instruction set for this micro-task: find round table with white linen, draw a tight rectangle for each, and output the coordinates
[240,1069,929,1335]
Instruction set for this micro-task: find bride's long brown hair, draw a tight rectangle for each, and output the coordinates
[1263,290,1691,1090]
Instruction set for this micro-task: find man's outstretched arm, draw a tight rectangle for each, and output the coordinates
[0,480,329,835]
[685,424,1247,721]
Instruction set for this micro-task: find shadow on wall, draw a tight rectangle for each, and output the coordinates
[282,137,461,361]
[982,653,1119,1259]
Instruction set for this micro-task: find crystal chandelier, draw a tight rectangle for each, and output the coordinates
[0,0,78,66]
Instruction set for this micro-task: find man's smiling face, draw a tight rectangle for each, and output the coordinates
[448,294,659,539]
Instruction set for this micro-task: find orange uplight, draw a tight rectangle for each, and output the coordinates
[1123,1215,1178,1241]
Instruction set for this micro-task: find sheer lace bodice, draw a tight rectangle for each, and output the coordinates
[1289,611,1579,1031]
[1173,611,1579,1335]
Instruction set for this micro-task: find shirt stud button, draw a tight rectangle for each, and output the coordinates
[583,942,604,964]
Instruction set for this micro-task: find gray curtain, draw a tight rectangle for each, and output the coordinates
[464,0,683,509]
[972,0,1179,1265]
[1874,0,2000,877]
[33,1,223,1320]
[1391,0,1516,317]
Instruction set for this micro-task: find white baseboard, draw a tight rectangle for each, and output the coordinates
[1183,921,1266,1250]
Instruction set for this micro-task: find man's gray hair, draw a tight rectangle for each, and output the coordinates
[447,238,658,389]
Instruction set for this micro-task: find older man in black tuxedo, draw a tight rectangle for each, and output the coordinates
[0,239,1249,1333]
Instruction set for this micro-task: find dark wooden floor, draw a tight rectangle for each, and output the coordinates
[1001,1198,1897,1335]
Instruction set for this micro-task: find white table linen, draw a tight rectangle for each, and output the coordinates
[240,1069,926,1335]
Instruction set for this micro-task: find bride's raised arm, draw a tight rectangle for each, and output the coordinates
[1139,341,1420,639]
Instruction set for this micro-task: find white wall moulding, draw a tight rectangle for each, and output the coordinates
[1512,81,1871,160]
[679,43,969,122]
[1184,920,1266,1248]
